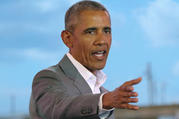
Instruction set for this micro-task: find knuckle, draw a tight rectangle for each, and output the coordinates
[131,92,136,96]
[132,92,138,97]
[119,86,125,90]
[132,98,138,102]
[125,81,130,85]
[127,98,130,102]
[125,92,130,97]
[127,105,130,109]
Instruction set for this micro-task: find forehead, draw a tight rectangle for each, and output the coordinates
[76,10,111,28]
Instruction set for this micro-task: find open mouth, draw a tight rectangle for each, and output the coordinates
[92,50,107,60]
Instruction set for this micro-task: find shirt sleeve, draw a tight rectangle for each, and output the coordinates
[98,93,114,119]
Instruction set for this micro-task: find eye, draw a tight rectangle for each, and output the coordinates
[104,28,111,34]
[86,30,95,35]
[84,28,97,35]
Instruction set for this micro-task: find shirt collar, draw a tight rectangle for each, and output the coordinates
[66,53,107,92]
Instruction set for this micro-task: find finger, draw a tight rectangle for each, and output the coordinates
[122,77,142,86]
[124,92,138,97]
[119,97,138,103]
[119,86,134,92]
[118,104,139,110]
[117,91,138,97]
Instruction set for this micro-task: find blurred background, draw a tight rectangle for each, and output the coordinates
[0,0,179,119]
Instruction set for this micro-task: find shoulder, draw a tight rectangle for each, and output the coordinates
[32,62,67,85]
[34,65,59,79]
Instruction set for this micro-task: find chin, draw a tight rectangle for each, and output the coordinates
[93,64,106,70]
[86,61,106,72]
[96,67,104,70]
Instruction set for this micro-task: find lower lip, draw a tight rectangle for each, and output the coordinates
[93,53,106,60]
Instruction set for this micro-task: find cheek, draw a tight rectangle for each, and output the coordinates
[107,37,112,48]
[76,40,90,55]
[81,41,94,61]
[109,40,112,47]
[80,37,93,51]
[81,42,91,57]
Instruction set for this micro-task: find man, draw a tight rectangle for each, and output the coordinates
[29,1,142,119]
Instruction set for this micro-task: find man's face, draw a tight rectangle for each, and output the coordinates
[70,10,111,73]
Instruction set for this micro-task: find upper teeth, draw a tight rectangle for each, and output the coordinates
[97,51,104,54]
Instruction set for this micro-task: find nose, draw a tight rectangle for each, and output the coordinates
[94,33,108,46]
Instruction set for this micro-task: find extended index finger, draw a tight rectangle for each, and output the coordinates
[123,77,142,87]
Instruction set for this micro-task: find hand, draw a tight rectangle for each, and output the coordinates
[102,77,142,110]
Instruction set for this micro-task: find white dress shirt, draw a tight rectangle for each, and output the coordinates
[66,53,112,119]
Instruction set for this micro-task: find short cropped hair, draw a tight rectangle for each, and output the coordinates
[65,0,110,32]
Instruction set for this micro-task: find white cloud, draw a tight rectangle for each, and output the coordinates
[135,0,179,47]
[173,61,179,76]
[2,48,67,63]
[34,0,60,13]
[22,48,57,60]
[36,1,55,12]
[21,48,67,63]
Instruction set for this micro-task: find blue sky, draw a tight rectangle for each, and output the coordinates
[0,0,179,116]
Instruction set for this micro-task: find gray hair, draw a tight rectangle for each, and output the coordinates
[65,0,110,32]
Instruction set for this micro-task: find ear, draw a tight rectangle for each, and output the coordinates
[61,30,73,48]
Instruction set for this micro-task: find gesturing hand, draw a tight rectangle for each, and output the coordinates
[102,77,142,110]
